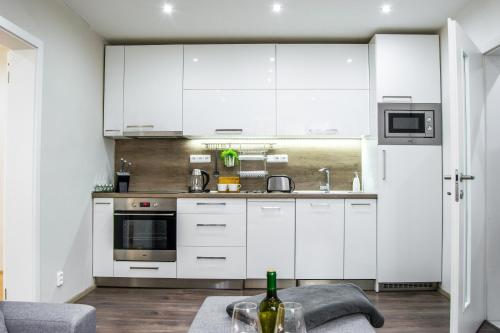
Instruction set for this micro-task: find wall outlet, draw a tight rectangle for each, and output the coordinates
[56,271,64,287]
[267,154,289,163]
[190,155,212,163]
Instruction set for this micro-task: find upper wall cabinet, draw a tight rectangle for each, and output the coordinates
[183,90,276,137]
[371,35,441,103]
[103,46,124,137]
[183,44,276,89]
[276,44,369,89]
[277,90,369,137]
[123,45,183,135]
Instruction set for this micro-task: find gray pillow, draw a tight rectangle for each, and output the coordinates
[0,310,8,333]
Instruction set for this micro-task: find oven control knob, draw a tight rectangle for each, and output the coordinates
[132,202,137,208]
[427,125,433,131]
[427,117,432,122]
[153,202,159,208]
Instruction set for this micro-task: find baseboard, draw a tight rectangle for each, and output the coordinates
[66,284,96,303]
[437,287,450,299]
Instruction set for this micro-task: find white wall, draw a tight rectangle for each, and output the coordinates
[454,0,500,53]
[0,0,113,302]
[0,45,7,271]
[484,55,500,320]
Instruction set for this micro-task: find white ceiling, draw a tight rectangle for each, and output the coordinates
[63,0,471,42]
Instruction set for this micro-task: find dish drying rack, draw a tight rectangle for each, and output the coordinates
[202,142,274,178]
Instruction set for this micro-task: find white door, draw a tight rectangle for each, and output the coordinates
[5,49,37,301]
[447,19,487,333]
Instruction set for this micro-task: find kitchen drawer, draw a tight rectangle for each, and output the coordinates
[177,246,246,279]
[177,198,246,215]
[178,214,246,247]
[113,261,177,278]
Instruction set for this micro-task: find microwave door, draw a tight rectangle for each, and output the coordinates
[385,111,427,138]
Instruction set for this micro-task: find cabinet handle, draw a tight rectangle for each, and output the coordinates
[196,256,227,260]
[196,202,227,206]
[310,203,330,207]
[126,125,155,129]
[105,129,121,132]
[215,129,243,134]
[196,224,227,227]
[261,206,281,210]
[129,266,159,270]
[382,149,387,181]
[382,96,413,102]
[308,129,338,135]
[350,203,371,206]
[95,202,111,205]
[114,213,175,216]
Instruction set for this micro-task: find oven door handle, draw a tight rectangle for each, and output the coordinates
[114,213,176,216]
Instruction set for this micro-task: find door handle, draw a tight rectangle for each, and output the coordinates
[460,174,475,181]
[454,169,459,202]
[382,150,387,181]
[443,175,452,180]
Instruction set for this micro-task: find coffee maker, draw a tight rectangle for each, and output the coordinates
[189,169,210,193]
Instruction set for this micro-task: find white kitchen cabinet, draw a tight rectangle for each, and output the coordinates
[103,46,124,137]
[183,90,276,137]
[277,90,369,136]
[295,199,345,279]
[371,35,441,103]
[247,200,295,279]
[113,261,176,278]
[93,198,114,277]
[344,199,377,279]
[123,45,183,135]
[177,247,246,279]
[177,198,247,279]
[277,44,368,89]
[377,145,442,283]
[184,44,276,89]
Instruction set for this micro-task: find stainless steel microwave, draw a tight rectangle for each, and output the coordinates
[378,103,442,145]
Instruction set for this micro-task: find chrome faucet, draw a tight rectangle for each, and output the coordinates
[318,168,331,193]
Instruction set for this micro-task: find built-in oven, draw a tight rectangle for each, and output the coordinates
[113,198,176,262]
[378,103,442,145]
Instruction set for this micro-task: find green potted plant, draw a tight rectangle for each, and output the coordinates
[220,148,239,168]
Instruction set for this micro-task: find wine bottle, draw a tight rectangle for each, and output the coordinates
[259,269,282,333]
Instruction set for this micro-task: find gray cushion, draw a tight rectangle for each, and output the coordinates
[0,301,96,333]
[0,310,7,333]
[188,296,376,333]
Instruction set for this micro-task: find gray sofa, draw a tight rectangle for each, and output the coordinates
[0,302,96,333]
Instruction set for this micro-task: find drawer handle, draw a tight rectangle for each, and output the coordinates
[261,206,281,210]
[105,129,121,132]
[310,203,330,207]
[215,129,243,134]
[126,125,155,129]
[196,224,227,227]
[351,203,371,206]
[129,266,159,270]
[196,202,227,206]
[196,256,227,260]
[114,213,175,216]
[95,202,111,205]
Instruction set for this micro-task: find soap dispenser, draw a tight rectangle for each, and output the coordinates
[352,171,361,192]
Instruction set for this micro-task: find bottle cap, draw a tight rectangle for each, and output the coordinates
[267,268,276,273]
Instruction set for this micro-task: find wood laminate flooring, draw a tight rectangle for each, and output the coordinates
[77,288,498,333]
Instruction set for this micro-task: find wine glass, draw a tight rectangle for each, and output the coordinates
[231,302,262,333]
[274,302,307,333]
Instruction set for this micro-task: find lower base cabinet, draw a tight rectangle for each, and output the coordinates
[247,200,296,279]
[295,199,345,279]
[113,261,177,278]
[177,247,246,279]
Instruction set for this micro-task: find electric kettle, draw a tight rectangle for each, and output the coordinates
[190,169,210,193]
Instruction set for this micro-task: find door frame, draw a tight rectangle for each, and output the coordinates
[0,15,43,301]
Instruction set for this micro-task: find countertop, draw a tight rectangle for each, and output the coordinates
[92,191,377,199]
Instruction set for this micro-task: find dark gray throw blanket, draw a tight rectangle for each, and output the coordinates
[226,284,384,329]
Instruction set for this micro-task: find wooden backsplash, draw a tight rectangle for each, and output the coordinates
[115,139,362,192]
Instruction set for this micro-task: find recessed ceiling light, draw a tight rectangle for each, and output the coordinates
[346,58,353,63]
[272,3,282,13]
[163,3,174,14]
[380,4,392,14]
[269,57,275,62]
[193,58,199,62]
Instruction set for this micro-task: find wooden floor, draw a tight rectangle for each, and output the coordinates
[77,287,498,333]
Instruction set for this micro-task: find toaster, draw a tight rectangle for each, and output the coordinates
[266,175,295,193]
